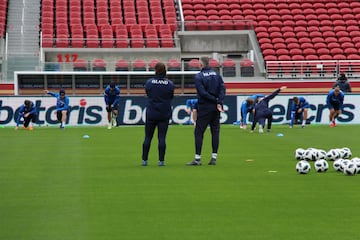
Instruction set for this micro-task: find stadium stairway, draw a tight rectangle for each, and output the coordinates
[5,0,40,82]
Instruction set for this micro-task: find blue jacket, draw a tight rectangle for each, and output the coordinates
[186,99,198,110]
[195,66,226,111]
[326,89,344,110]
[104,85,120,106]
[291,96,310,112]
[16,101,37,126]
[47,92,70,111]
[145,75,175,121]
[290,97,310,126]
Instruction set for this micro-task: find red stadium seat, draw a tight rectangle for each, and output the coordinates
[133,59,147,71]
[167,59,181,71]
[187,59,201,71]
[56,34,69,48]
[115,59,129,71]
[148,59,160,71]
[73,59,88,71]
[92,58,106,71]
[222,58,236,77]
[101,29,114,48]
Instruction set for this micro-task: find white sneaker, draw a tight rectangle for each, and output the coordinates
[112,118,116,127]
[107,123,112,129]
[259,125,264,133]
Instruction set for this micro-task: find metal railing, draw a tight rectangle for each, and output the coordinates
[266,60,360,80]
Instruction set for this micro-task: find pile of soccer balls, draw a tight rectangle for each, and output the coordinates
[295,147,360,176]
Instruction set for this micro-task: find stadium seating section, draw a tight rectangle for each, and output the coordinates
[37,0,360,64]
[182,0,360,61]
[41,0,177,48]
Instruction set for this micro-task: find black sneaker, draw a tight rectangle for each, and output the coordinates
[208,159,216,165]
[186,160,202,166]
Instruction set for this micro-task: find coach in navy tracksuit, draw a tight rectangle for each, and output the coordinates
[142,62,174,166]
[251,86,287,133]
[187,56,226,166]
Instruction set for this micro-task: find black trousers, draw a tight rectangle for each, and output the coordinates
[252,109,273,130]
[24,114,37,127]
[142,119,169,162]
[194,108,220,156]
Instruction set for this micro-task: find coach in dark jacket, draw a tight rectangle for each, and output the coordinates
[142,62,174,166]
[333,73,352,93]
[187,56,226,166]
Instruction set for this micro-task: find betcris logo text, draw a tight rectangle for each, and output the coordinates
[119,98,231,125]
[0,97,105,126]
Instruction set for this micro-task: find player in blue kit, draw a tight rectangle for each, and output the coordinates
[15,100,37,130]
[45,89,70,129]
[185,98,198,126]
[251,86,287,133]
[142,62,175,166]
[239,94,264,129]
[327,86,344,127]
[104,82,120,129]
[187,56,226,166]
[289,96,310,128]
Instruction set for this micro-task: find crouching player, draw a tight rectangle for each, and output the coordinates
[327,86,344,127]
[15,100,37,130]
[104,82,120,129]
[290,96,309,128]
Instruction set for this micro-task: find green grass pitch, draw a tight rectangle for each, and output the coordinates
[0,124,359,240]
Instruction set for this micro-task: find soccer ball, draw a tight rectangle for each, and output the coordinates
[333,159,343,172]
[295,148,305,160]
[316,149,327,160]
[296,160,311,174]
[351,157,360,174]
[343,162,357,175]
[340,159,351,173]
[342,147,352,159]
[326,149,340,161]
[303,149,317,161]
[314,159,329,172]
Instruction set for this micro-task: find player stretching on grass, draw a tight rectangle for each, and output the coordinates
[327,86,344,127]
[104,82,120,129]
[15,100,37,130]
[45,89,70,129]
[251,86,287,133]
[239,94,264,129]
[289,96,310,128]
